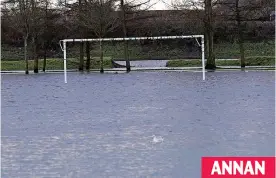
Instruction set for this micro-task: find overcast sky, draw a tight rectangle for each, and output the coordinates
[135,0,174,10]
[0,0,175,10]
[150,0,170,10]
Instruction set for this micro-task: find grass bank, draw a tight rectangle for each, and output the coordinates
[1,57,112,71]
[166,56,275,67]
[214,41,274,58]
[2,41,275,60]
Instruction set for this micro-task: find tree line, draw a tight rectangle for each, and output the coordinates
[1,0,274,73]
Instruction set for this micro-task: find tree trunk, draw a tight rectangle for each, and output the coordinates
[43,42,47,72]
[24,36,29,74]
[86,41,91,71]
[79,42,84,71]
[43,0,48,72]
[78,0,84,72]
[205,0,216,69]
[33,37,39,73]
[30,0,38,73]
[120,0,131,72]
[235,0,245,68]
[100,40,104,73]
[124,40,130,71]
[238,31,245,68]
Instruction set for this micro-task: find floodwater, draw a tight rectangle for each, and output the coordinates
[116,60,168,67]
[1,71,275,178]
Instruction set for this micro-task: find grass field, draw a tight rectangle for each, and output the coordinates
[214,41,275,59]
[1,58,112,71]
[166,56,275,67]
[1,41,275,71]
[2,41,275,60]
[1,56,274,71]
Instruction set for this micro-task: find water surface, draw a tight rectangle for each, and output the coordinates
[1,71,275,178]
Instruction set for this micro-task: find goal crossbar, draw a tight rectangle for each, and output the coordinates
[60,35,205,83]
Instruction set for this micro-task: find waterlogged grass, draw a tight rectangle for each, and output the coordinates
[2,41,275,60]
[245,56,275,66]
[214,41,275,58]
[166,60,202,67]
[1,57,112,71]
[2,56,274,71]
[166,56,275,67]
[2,40,275,71]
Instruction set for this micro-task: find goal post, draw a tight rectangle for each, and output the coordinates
[59,35,205,83]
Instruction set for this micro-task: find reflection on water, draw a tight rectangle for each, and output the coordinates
[1,71,275,178]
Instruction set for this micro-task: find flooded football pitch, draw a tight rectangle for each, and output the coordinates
[1,71,275,178]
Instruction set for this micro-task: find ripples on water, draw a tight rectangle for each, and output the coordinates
[1,71,275,178]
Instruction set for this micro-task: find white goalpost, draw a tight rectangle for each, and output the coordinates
[59,35,205,83]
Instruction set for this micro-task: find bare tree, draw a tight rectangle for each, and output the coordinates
[215,0,274,68]
[79,42,84,71]
[30,0,41,73]
[84,0,91,71]
[78,0,85,71]
[85,39,91,71]
[21,0,31,74]
[80,0,120,73]
[3,0,32,74]
[120,0,130,72]
[214,0,246,67]
[119,0,154,71]
[42,0,50,72]
[205,0,216,69]
[171,0,217,69]
[235,0,245,67]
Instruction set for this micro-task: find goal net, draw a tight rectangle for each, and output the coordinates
[60,35,205,83]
